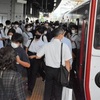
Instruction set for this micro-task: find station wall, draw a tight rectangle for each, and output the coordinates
[0,0,24,24]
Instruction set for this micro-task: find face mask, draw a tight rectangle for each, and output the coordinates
[35,35,41,39]
[6,25,11,29]
[15,25,19,28]
[71,30,75,34]
[11,42,19,48]
[27,28,31,32]
[8,35,12,40]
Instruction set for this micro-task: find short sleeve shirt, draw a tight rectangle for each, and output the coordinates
[37,39,72,68]
[14,46,30,77]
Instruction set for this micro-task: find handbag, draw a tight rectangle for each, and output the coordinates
[58,43,70,87]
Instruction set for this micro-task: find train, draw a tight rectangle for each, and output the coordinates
[63,0,100,100]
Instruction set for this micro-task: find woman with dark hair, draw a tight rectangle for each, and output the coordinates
[0,46,26,100]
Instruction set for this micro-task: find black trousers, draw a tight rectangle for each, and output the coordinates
[43,66,62,100]
[72,48,77,71]
[28,58,44,92]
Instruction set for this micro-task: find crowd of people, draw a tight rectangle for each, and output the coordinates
[0,19,81,100]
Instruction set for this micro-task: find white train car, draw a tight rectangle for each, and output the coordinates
[64,0,100,100]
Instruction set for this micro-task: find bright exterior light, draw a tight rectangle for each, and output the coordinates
[50,0,89,21]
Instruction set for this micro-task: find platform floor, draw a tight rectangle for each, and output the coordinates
[27,77,45,100]
[26,75,84,100]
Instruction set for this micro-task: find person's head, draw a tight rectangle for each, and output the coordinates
[11,33,23,48]
[14,21,19,28]
[35,26,45,39]
[0,46,16,71]
[54,21,59,28]
[7,28,16,40]
[5,20,11,28]
[25,24,31,32]
[11,22,15,28]
[0,23,3,30]
[35,20,39,25]
[44,22,49,29]
[71,25,78,34]
[52,27,65,40]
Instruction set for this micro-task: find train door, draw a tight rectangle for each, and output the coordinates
[76,18,89,100]
[84,0,100,99]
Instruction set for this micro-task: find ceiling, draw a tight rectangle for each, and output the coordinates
[26,0,61,13]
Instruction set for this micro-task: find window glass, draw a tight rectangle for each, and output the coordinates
[94,0,100,49]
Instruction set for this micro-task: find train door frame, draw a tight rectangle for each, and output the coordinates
[84,0,97,100]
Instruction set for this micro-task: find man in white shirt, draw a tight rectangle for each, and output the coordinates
[26,27,46,94]
[36,27,72,100]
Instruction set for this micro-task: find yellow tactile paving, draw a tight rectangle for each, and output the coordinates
[28,77,45,100]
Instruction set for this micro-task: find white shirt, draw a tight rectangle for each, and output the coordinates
[41,35,48,43]
[61,37,72,52]
[71,33,78,49]
[37,39,72,68]
[22,32,33,47]
[61,37,73,65]
[28,38,45,53]
[0,33,3,48]
[4,28,9,39]
[15,27,22,34]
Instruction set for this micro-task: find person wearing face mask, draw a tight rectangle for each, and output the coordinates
[70,25,78,79]
[44,22,53,42]
[36,27,72,100]
[14,21,22,34]
[22,24,33,50]
[11,33,30,95]
[6,28,16,46]
[70,25,78,54]
[4,20,11,35]
[11,33,30,75]
[3,20,11,46]
[26,26,45,95]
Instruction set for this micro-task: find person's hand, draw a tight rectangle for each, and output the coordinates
[29,55,36,59]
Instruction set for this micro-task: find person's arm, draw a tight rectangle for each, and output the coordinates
[65,60,71,72]
[25,47,28,53]
[64,44,72,71]
[29,55,36,59]
[16,56,30,68]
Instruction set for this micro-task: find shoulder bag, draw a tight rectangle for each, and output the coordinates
[58,43,70,87]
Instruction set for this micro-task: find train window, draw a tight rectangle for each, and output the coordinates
[94,0,100,49]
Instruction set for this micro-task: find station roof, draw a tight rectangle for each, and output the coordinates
[27,0,61,13]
